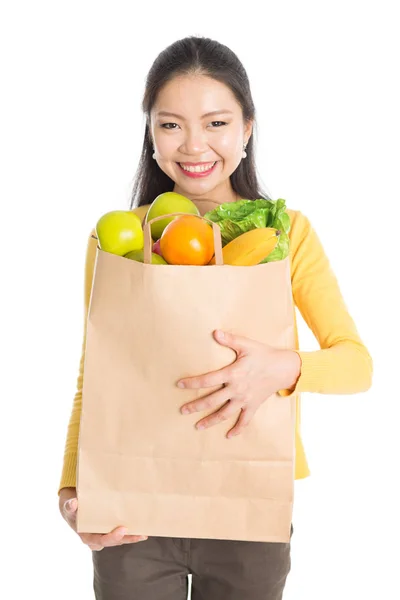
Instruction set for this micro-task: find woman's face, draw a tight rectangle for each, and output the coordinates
[150,74,253,204]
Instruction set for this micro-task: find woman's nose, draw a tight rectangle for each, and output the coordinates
[180,129,209,155]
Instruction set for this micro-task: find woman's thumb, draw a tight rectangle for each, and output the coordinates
[64,498,77,513]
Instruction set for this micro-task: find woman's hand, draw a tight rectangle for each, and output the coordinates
[178,329,301,438]
[59,487,148,551]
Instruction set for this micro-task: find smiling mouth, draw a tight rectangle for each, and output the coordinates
[178,161,218,173]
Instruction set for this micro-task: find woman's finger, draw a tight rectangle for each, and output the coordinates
[80,525,148,548]
[80,532,104,547]
[88,533,148,551]
[227,406,257,438]
[88,543,104,551]
[63,498,78,515]
[100,527,148,547]
[98,527,128,547]
[118,535,148,544]
[178,363,236,390]
[63,498,78,529]
[180,385,232,416]
[87,533,147,549]
[195,396,242,430]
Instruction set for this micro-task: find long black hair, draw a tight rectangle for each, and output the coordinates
[130,36,272,209]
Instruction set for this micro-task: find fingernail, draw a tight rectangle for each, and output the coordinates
[139,536,147,541]
[120,528,128,535]
[177,381,185,388]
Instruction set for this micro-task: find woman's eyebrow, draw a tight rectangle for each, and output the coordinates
[156,110,234,120]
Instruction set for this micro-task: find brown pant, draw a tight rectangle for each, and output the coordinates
[92,525,293,599]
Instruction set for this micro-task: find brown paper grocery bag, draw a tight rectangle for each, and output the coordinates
[76,212,296,543]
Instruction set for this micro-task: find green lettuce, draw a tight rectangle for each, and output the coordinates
[204,198,291,263]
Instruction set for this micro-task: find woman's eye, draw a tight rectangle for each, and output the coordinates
[160,121,227,130]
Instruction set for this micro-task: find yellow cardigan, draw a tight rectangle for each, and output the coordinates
[58,207,373,494]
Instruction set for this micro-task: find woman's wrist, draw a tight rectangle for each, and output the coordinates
[283,350,302,391]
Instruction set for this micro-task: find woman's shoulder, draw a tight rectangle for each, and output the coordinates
[286,208,311,243]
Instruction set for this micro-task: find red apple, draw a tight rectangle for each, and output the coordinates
[152,239,163,257]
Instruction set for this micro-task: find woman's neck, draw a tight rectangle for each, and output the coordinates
[172,190,241,216]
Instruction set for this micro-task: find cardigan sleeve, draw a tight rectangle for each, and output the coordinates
[57,230,98,495]
[279,210,373,396]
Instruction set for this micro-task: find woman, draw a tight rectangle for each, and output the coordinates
[58,36,373,600]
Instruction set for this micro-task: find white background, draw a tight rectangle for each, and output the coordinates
[1,0,399,598]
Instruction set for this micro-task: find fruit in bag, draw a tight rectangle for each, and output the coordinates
[208,227,280,266]
[160,215,214,265]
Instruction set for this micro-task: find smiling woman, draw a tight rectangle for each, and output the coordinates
[148,76,253,199]
[58,34,372,600]
[130,36,272,210]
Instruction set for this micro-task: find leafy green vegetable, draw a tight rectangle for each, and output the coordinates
[204,198,291,262]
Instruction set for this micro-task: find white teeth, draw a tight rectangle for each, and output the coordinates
[180,162,216,173]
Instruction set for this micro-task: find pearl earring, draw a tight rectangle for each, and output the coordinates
[152,153,156,159]
[242,143,247,159]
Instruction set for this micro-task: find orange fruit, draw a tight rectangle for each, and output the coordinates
[160,215,215,265]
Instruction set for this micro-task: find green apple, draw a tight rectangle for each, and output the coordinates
[131,204,151,225]
[124,249,168,264]
[96,211,144,256]
[145,192,200,240]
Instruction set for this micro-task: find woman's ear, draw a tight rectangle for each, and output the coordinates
[244,118,253,144]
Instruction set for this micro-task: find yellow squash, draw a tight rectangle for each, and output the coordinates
[209,227,280,266]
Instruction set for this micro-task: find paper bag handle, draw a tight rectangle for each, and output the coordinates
[143,213,223,265]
